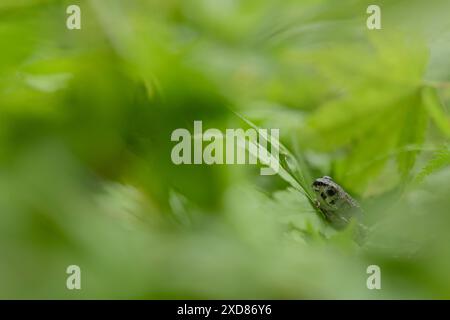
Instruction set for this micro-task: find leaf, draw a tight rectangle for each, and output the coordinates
[233,110,315,201]
[396,92,428,178]
[268,188,336,240]
[422,86,450,138]
[414,144,450,184]
[300,33,429,193]
[23,73,72,93]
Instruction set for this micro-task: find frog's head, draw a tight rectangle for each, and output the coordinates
[312,176,340,208]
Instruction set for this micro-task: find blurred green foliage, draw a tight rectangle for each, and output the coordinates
[0,0,450,299]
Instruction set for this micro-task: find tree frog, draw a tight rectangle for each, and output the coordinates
[312,176,366,236]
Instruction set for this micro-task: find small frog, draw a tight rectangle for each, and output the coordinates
[312,176,365,233]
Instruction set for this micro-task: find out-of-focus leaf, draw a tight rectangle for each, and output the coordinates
[396,93,428,178]
[414,144,450,184]
[422,86,450,138]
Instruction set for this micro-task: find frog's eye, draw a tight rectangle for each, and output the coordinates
[326,188,336,197]
[312,180,324,187]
